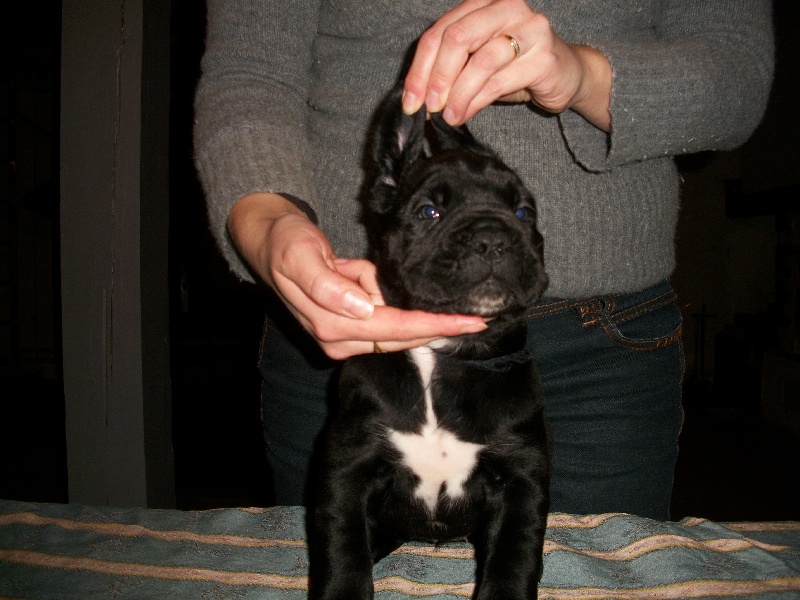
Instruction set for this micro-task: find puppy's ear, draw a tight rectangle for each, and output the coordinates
[429,112,496,157]
[370,87,428,213]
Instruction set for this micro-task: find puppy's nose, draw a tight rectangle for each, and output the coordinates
[470,226,510,263]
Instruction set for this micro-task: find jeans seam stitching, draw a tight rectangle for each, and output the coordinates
[600,317,683,350]
[526,298,598,318]
[612,290,677,324]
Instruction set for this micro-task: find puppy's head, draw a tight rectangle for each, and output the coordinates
[365,87,548,322]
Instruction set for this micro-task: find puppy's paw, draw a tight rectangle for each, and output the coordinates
[309,576,373,600]
[474,581,538,600]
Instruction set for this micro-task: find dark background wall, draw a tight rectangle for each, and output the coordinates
[1,1,798,520]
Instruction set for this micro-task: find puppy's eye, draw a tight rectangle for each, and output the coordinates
[515,207,529,220]
[418,205,441,220]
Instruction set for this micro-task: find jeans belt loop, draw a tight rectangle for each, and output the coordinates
[579,297,611,326]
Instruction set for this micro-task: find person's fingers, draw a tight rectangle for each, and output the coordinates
[441,33,524,124]
[273,235,376,320]
[313,306,488,360]
[405,0,535,114]
[403,0,495,114]
[424,3,516,113]
[273,266,375,331]
[404,0,593,126]
[370,305,487,341]
[331,259,489,344]
[272,249,484,346]
[332,258,386,306]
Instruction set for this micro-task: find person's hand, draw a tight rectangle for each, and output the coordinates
[227,193,488,360]
[402,0,612,131]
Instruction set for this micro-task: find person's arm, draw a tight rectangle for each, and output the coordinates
[403,0,774,170]
[194,0,322,283]
[560,0,774,171]
[195,2,487,358]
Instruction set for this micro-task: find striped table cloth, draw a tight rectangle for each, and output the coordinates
[1,499,799,599]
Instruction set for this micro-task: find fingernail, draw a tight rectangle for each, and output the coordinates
[342,290,374,319]
[442,106,457,125]
[460,321,488,334]
[425,90,441,113]
[401,90,419,115]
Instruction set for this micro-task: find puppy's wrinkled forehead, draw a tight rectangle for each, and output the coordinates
[403,150,526,207]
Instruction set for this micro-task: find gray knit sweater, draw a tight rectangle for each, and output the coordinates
[194,0,773,299]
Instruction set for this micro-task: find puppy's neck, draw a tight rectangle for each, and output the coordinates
[430,314,529,365]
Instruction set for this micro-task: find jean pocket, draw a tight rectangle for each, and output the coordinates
[584,288,683,351]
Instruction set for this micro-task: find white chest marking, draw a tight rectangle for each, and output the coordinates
[388,346,484,514]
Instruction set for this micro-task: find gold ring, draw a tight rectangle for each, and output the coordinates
[502,34,521,59]
[373,341,385,354]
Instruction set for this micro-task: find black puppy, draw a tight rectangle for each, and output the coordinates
[309,88,550,600]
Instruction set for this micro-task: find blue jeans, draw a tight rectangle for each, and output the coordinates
[259,281,684,519]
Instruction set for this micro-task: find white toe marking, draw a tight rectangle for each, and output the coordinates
[389,346,484,514]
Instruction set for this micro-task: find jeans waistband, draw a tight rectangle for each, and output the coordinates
[527,280,676,321]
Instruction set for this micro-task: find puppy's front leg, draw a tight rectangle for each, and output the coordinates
[472,476,548,600]
[309,452,377,600]
[309,509,373,599]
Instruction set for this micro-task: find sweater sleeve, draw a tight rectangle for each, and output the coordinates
[193,0,322,281]
[558,0,774,173]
